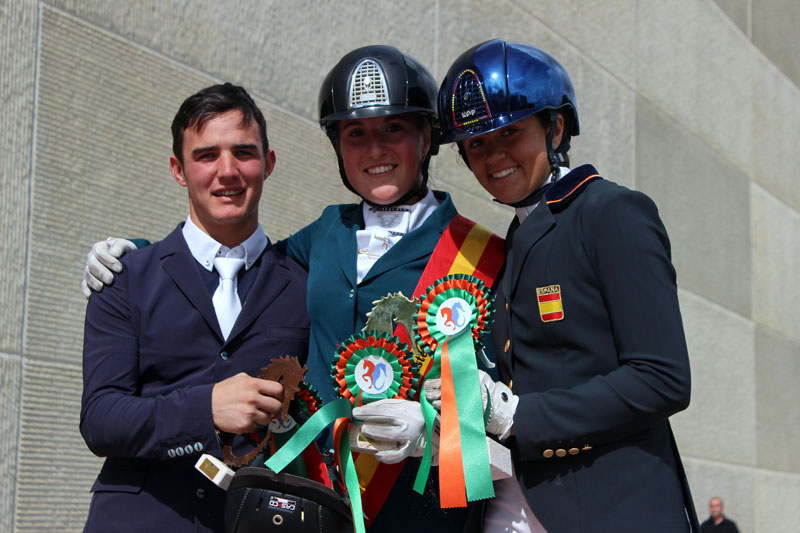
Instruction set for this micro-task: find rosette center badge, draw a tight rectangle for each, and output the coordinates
[435,297,471,337]
[267,414,297,434]
[354,355,393,394]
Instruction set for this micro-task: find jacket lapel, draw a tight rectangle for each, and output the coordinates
[159,227,223,339]
[508,166,602,295]
[226,245,289,342]
[332,206,360,289]
[501,218,519,301]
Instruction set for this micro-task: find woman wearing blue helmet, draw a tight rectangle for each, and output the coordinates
[435,39,700,532]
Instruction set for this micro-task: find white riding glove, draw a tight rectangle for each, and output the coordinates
[350,399,439,464]
[81,237,136,298]
[423,370,518,440]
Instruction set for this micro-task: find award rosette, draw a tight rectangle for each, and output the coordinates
[416,274,493,359]
[266,334,418,533]
[328,332,419,531]
[413,274,495,508]
[332,331,420,406]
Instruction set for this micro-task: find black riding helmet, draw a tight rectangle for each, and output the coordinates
[318,45,439,206]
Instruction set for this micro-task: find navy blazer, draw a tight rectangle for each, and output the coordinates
[81,224,310,532]
[494,165,699,532]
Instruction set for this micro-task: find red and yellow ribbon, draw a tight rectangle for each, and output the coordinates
[355,215,504,523]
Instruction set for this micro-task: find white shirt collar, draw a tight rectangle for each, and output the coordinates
[181,216,268,271]
[514,166,571,223]
[361,188,439,235]
[355,189,441,284]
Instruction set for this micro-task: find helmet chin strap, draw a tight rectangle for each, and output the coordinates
[545,110,562,180]
[365,184,429,208]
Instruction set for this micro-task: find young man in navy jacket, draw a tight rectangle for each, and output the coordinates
[81,84,310,532]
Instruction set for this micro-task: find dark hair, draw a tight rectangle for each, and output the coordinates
[171,83,268,164]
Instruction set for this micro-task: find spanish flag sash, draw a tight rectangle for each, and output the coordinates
[356,214,504,527]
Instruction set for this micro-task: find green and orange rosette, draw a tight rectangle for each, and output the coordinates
[413,274,495,508]
[415,274,493,363]
[267,334,418,533]
[330,332,419,531]
[332,331,420,406]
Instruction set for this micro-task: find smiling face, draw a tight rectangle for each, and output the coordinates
[337,113,431,205]
[169,109,275,246]
[463,113,564,205]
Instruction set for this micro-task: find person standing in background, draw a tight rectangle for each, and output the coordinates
[701,497,740,533]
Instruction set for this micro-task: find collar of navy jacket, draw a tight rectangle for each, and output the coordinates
[506,164,602,296]
[159,223,291,345]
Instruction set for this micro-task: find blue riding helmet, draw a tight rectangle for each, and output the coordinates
[438,39,579,148]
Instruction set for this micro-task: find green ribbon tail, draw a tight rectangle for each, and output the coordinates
[265,398,352,472]
[337,424,365,533]
[450,332,495,501]
[413,391,438,495]
[413,349,442,495]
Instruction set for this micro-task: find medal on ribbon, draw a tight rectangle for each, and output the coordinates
[222,356,314,468]
[413,274,495,507]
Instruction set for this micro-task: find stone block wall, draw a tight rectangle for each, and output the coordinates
[1,1,797,530]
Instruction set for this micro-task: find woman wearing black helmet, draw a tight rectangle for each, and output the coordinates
[81,45,500,532]
[281,44,502,531]
[433,39,700,532]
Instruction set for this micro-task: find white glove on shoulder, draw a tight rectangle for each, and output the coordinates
[423,370,518,440]
[81,237,136,298]
[350,398,438,464]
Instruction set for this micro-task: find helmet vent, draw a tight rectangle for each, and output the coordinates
[349,60,390,108]
[451,69,491,130]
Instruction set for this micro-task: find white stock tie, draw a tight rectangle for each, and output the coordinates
[212,257,245,340]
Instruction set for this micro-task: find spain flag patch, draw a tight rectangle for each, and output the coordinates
[537,285,564,322]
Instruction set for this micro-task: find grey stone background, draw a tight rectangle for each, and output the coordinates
[1,0,798,530]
